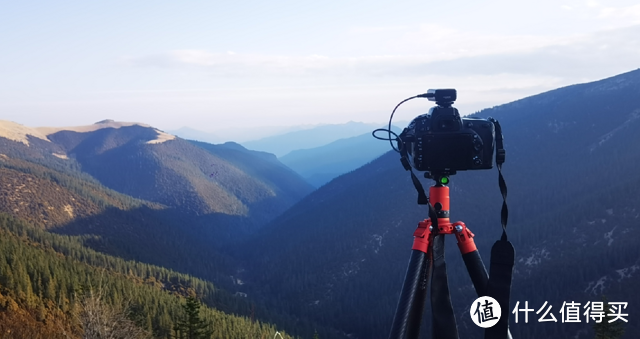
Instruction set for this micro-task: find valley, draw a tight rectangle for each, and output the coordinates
[1,69,640,338]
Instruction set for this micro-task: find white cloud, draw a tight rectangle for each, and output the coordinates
[126,51,433,78]
[123,24,640,82]
[348,25,410,34]
[378,23,570,57]
[599,4,640,23]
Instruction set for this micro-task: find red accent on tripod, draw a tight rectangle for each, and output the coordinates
[388,179,513,339]
[412,185,477,255]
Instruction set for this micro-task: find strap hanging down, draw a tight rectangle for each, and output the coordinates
[485,118,515,339]
[490,118,509,241]
[399,142,439,230]
[402,158,440,233]
[485,240,515,339]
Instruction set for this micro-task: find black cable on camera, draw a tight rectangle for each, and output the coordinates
[372,94,430,153]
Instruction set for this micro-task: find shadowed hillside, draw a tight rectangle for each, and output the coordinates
[240,69,640,339]
[0,121,321,338]
[47,125,311,220]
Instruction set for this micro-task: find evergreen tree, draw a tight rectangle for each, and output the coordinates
[593,296,625,339]
[312,330,320,339]
[175,296,214,339]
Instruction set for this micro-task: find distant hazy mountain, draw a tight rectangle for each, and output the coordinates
[36,122,313,224]
[279,126,402,187]
[241,121,383,157]
[241,69,640,339]
[168,126,221,144]
[168,124,315,144]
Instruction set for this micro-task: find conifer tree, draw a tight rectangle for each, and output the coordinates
[174,296,214,339]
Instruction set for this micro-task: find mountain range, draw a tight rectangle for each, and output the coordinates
[239,68,640,339]
[0,119,316,338]
[1,69,640,338]
[168,124,321,144]
[241,121,384,157]
[2,119,312,225]
[278,126,402,187]
[172,122,406,189]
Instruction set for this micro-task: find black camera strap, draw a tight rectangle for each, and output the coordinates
[399,147,439,230]
[398,129,429,205]
[490,118,509,240]
[485,118,514,339]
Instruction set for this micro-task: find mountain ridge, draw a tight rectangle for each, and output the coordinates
[279,125,402,187]
[240,68,640,339]
[0,120,322,338]
[3,69,640,338]
[241,121,383,157]
[0,121,314,224]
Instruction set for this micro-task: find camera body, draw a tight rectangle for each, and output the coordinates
[401,89,496,172]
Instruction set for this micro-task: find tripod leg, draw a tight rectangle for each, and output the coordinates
[462,250,489,296]
[456,224,513,339]
[430,234,459,339]
[388,249,432,339]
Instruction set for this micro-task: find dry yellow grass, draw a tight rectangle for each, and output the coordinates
[0,120,50,145]
[0,119,175,146]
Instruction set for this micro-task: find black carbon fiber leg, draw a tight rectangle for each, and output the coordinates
[388,249,432,339]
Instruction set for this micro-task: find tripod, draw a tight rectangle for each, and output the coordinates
[388,173,513,339]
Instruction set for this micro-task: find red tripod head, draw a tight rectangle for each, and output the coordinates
[412,176,477,255]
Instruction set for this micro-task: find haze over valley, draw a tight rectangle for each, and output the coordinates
[2,69,640,338]
[2,1,640,338]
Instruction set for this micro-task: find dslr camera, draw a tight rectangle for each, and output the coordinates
[400,89,496,173]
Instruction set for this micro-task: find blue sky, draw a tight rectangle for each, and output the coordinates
[1,0,639,134]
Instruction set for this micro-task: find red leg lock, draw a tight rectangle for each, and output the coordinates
[412,219,432,253]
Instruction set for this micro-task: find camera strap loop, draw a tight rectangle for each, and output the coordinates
[498,167,508,241]
[405,158,440,228]
[410,169,429,205]
[490,118,509,241]
[398,134,429,206]
[399,144,440,228]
